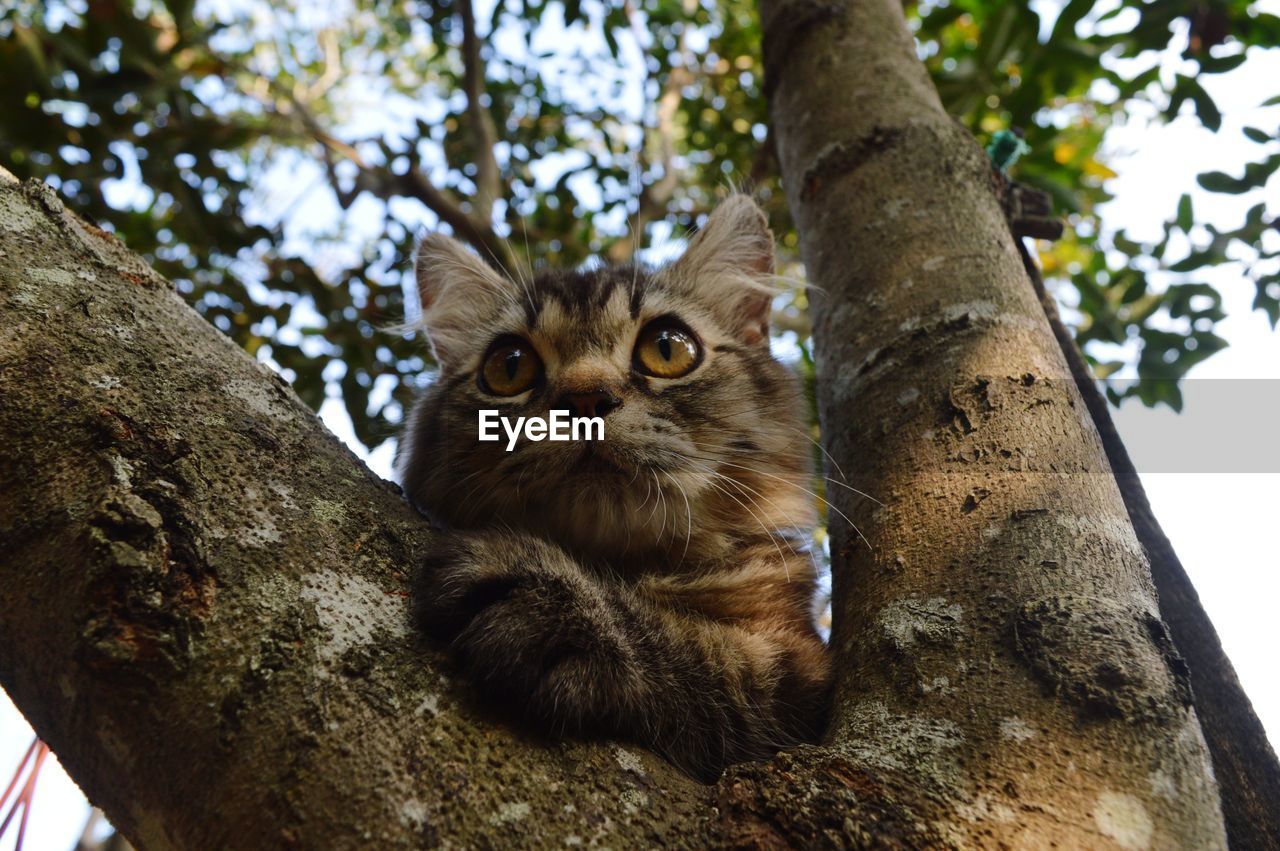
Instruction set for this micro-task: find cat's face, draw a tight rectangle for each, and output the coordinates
[399,196,813,559]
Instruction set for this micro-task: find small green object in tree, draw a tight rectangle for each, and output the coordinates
[987,128,1031,173]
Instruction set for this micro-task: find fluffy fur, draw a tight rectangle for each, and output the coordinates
[399,195,831,779]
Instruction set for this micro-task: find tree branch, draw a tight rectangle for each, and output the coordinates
[458,0,503,225]
[230,56,513,271]
[392,163,513,270]
[1016,237,1280,851]
[607,19,691,263]
[760,0,1227,843]
[0,171,697,848]
[1,166,998,850]
[641,62,689,214]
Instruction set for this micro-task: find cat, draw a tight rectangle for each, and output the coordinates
[398,195,832,780]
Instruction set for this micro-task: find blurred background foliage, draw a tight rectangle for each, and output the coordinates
[1,0,1278,451]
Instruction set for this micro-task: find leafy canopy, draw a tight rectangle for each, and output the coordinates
[2,0,1277,448]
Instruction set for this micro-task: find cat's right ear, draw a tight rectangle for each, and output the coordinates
[663,195,776,346]
[415,234,516,366]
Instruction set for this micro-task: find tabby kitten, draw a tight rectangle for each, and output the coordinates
[399,195,831,779]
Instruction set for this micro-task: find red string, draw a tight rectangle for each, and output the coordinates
[0,739,37,816]
[15,744,49,851]
[0,738,50,851]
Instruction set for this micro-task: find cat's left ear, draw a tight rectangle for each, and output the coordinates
[665,195,775,345]
[415,233,518,367]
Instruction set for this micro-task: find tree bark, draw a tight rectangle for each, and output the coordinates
[1019,240,1280,850]
[0,171,707,849]
[0,0,1242,839]
[759,0,1228,847]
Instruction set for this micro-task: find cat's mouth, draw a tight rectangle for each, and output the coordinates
[570,441,631,476]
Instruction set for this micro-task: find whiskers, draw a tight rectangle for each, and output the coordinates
[681,457,800,580]
[822,476,883,507]
[662,470,693,564]
[682,439,875,553]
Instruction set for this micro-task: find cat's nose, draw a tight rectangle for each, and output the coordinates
[558,390,622,419]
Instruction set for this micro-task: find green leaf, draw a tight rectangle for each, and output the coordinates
[1256,274,1280,328]
[1113,231,1143,255]
[1166,283,1224,319]
[1198,52,1247,74]
[1176,194,1193,231]
[1168,249,1223,273]
[1197,171,1251,194]
[1050,0,1095,41]
[1243,126,1272,144]
[1119,272,1147,305]
[1189,82,1222,131]
[1167,75,1221,131]
[1093,360,1123,379]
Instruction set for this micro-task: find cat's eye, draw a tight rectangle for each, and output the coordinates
[633,320,702,379]
[480,338,543,396]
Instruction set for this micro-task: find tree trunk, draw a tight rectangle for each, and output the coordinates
[759,0,1228,847]
[0,0,1238,839]
[1021,241,1280,850]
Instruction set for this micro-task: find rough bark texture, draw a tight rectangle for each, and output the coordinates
[760,0,1229,847]
[0,2,1248,839]
[1019,240,1280,851]
[0,171,708,849]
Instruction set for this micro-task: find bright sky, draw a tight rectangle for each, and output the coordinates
[4,14,1279,851]
[1104,44,1280,750]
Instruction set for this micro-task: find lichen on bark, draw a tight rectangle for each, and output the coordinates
[758,0,1227,845]
[0,0,1234,830]
[0,172,711,849]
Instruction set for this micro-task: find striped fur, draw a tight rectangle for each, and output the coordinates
[400,196,831,779]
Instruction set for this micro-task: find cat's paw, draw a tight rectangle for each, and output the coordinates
[414,530,641,728]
